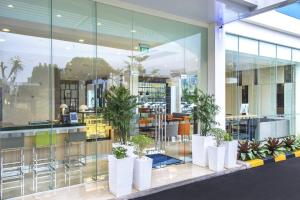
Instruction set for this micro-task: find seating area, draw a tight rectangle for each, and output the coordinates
[139,112,191,142]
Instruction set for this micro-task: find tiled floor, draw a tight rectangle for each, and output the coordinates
[16,163,243,200]
[18,163,213,200]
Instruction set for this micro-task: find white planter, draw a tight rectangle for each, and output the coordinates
[207,146,225,172]
[133,157,153,191]
[112,143,135,157]
[192,135,214,167]
[224,140,238,168]
[108,155,134,197]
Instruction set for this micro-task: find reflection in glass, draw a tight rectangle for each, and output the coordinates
[226,34,298,142]
[0,1,207,198]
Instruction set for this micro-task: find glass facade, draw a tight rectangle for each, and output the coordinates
[0,0,207,198]
[225,34,300,141]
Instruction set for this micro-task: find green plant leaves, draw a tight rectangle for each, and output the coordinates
[101,85,138,145]
[224,132,233,141]
[264,137,285,156]
[238,136,300,161]
[130,134,153,158]
[210,128,225,147]
[112,146,127,159]
[184,88,220,136]
[240,153,246,161]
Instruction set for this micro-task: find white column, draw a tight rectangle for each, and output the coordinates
[207,23,226,129]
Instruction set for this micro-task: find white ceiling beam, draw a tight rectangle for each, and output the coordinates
[227,0,258,9]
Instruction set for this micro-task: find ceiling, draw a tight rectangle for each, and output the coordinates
[0,0,206,50]
[104,0,297,25]
[0,0,296,52]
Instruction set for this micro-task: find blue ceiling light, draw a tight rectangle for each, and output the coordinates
[276,2,300,20]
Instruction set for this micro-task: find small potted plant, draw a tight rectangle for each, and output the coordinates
[189,89,219,167]
[207,128,225,172]
[223,132,238,168]
[131,134,154,190]
[108,146,135,197]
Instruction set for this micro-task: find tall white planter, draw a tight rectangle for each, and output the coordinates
[224,140,238,168]
[108,155,134,197]
[133,157,153,191]
[192,135,214,167]
[207,146,225,172]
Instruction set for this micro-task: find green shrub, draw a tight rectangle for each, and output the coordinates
[224,132,233,141]
[210,128,225,147]
[283,136,299,152]
[264,137,286,156]
[250,140,268,159]
[101,85,138,145]
[238,140,253,161]
[112,146,127,159]
[131,134,153,158]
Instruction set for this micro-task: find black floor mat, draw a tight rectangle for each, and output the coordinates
[132,158,300,200]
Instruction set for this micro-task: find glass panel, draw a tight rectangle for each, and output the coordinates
[277,46,291,61]
[292,49,300,62]
[52,0,96,187]
[0,0,207,198]
[259,42,276,58]
[239,37,258,55]
[96,3,133,179]
[225,34,238,51]
[132,9,185,167]
[0,0,51,198]
[226,34,296,141]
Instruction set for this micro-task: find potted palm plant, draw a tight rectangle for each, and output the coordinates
[223,132,238,168]
[102,85,138,156]
[102,85,138,197]
[108,146,134,197]
[208,128,225,172]
[131,134,154,190]
[190,89,219,167]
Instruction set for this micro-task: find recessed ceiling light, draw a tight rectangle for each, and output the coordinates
[0,39,5,42]
[7,4,14,8]
[2,28,10,32]
[131,29,136,33]
[97,22,101,26]
[78,39,84,43]
[56,14,62,18]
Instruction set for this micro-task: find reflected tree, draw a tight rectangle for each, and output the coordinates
[0,56,23,85]
[31,63,59,86]
[61,57,116,80]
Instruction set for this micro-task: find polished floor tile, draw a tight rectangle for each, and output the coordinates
[16,163,217,200]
